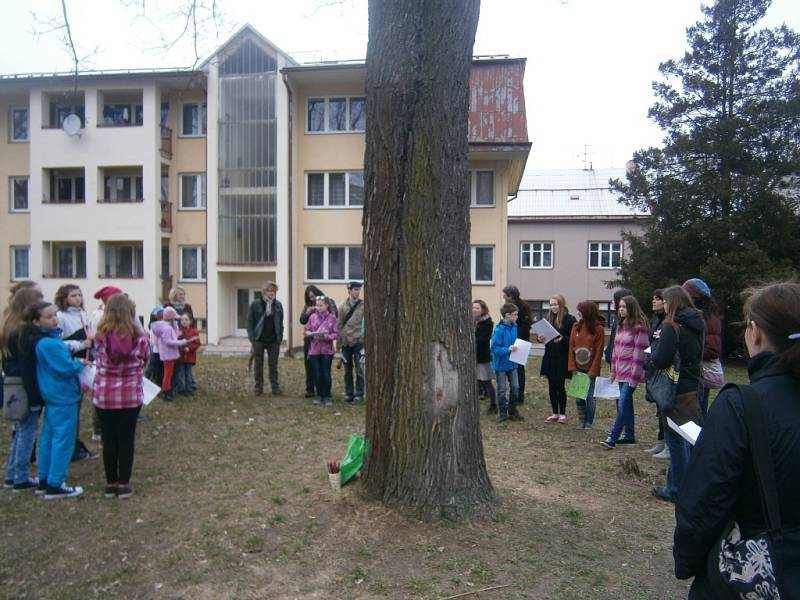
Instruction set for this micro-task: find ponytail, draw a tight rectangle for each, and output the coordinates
[743,282,800,381]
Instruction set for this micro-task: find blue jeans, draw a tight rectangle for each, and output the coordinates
[609,382,636,441]
[495,368,519,414]
[341,344,364,399]
[665,427,690,498]
[5,409,41,484]
[174,363,194,393]
[575,376,597,426]
[309,354,333,400]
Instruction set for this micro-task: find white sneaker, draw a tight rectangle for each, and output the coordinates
[644,441,665,455]
[43,484,84,500]
[652,447,671,461]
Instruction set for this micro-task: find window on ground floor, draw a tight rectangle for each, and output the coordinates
[471,245,494,284]
[11,246,29,280]
[305,246,363,282]
[180,246,207,282]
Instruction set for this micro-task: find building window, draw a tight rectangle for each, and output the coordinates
[588,242,622,269]
[181,103,207,136]
[48,172,85,204]
[520,242,553,269]
[103,174,143,202]
[160,102,169,128]
[101,103,143,126]
[10,108,28,142]
[306,97,366,133]
[526,300,551,323]
[469,170,495,207]
[471,245,494,284]
[11,246,29,280]
[9,177,28,212]
[305,246,363,281]
[306,171,364,208]
[180,173,207,209]
[46,243,86,278]
[102,243,144,278]
[180,246,207,282]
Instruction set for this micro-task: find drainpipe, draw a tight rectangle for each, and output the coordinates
[282,71,295,356]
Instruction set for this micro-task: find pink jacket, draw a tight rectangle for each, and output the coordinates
[151,320,186,361]
[610,323,650,385]
[305,312,338,356]
[92,332,150,409]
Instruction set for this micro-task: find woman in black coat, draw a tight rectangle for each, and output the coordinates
[473,300,497,414]
[673,282,800,598]
[537,294,576,424]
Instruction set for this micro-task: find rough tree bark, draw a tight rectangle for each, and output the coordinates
[362,0,495,519]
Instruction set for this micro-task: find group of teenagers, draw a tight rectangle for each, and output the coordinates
[1,281,201,500]
[475,280,800,598]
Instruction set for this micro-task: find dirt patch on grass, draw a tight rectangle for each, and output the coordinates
[1,355,743,599]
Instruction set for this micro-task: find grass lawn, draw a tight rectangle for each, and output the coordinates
[0,355,748,599]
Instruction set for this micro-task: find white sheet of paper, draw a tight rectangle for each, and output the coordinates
[593,377,620,399]
[78,365,96,391]
[509,338,532,366]
[142,377,161,406]
[667,417,702,446]
[644,346,652,354]
[531,319,561,344]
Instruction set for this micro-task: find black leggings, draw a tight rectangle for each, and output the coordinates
[547,377,567,414]
[96,406,141,485]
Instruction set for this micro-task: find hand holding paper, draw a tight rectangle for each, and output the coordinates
[532,319,560,344]
[509,338,531,365]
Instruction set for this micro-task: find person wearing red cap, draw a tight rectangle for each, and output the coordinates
[90,287,123,339]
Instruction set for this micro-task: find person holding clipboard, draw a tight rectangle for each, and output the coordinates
[537,295,576,424]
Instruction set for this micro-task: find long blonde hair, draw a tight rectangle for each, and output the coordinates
[547,294,568,329]
[96,294,141,339]
[0,287,44,355]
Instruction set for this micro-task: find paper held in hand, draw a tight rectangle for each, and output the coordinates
[567,371,591,400]
[593,377,620,399]
[531,319,560,344]
[667,417,702,446]
[509,338,532,366]
[142,378,161,406]
[78,365,96,392]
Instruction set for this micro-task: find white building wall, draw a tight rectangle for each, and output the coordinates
[206,60,222,342]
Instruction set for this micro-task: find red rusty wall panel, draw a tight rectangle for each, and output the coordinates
[468,61,529,144]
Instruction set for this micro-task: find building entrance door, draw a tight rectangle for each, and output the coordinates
[235,288,262,337]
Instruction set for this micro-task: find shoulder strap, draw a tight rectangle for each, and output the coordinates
[730,383,783,536]
[341,300,362,327]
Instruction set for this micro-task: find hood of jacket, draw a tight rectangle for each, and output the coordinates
[674,307,704,336]
[106,332,137,363]
[39,327,63,338]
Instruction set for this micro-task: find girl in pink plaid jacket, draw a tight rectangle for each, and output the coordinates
[91,294,149,498]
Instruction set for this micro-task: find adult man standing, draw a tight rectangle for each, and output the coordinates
[246,282,284,396]
[337,281,365,403]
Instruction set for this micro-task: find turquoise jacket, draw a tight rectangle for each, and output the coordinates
[35,328,84,406]
[491,320,518,372]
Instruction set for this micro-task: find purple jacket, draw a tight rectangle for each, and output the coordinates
[305,312,338,356]
[151,321,186,361]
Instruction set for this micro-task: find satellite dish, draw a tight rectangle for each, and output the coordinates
[62,114,82,136]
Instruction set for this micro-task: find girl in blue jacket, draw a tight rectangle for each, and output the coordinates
[490,303,524,423]
[30,302,87,500]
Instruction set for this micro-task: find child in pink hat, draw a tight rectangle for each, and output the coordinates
[150,306,189,401]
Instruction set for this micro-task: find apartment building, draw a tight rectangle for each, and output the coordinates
[1,25,529,348]
[507,168,649,324]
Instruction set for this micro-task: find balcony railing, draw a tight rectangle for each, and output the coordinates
[160,201,173,231]
[97,197,144,204]
[160,126,173,159]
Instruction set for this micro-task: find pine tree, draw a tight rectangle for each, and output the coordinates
[612,0,800,353]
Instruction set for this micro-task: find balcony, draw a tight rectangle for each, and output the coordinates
[42,241,87,278]
[160,201,173,232]
[42,168,85,204]
[99,167,144,204]
[42,91,85,130]
[160,126,173,159]
[97,90,143,128]
[99,242,144,279]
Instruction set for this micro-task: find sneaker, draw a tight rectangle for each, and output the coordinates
[162,391,175,402]
[496,413,509,423]
[576,421,586,430]
[509,410,525,421]
[323,398,333,407]
[617,437,637,445]
[72,448,97,462]
[3,479,13,490]
[583,424,593,430]
[254,389,263,397]
[353,396,364,404]
[652,447,671,460]
[117,485,134,499]
[486,403,498,415]
[651,486,675,504]
[544,414,559,423]
[137,414,146,422]
[600,439,616,450]
[304,391,315,398]
[345,397,354,404]
[271,388,284,396]
[44,484,84,500]
[12,479,39,492]
[645,441,665,455]
[312,397,322,405]
[557,415,568,424]
[92,432,102,442]
[104,485,117,498]
[35,479,48,496]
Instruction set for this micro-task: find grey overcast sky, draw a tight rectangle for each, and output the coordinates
[1,0,798,170]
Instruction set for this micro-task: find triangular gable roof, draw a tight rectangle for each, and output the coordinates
[200,23,297,70]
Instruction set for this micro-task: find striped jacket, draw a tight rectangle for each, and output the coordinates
[91,332,150,410]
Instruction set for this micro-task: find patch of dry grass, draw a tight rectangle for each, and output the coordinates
[0,355,746,599]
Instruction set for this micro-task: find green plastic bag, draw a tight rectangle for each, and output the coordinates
[567,371,591,400]
[340,434,366,486]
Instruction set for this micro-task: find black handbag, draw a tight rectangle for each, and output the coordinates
[706,384,798,599]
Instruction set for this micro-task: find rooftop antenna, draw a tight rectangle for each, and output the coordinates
[577,144,595,171]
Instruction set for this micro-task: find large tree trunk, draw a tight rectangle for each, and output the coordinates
[361,0,495,519]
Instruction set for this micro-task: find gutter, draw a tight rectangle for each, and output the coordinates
[282,70,295,355]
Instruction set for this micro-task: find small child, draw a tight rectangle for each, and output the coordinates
[490,303,524,423]
[176,313,201,396]
[144,307,164,385]
[304,296,338,407]
[31,301,87,499]
[150,307,188,401]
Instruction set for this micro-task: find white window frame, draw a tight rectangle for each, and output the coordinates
[179,173,207,210]
[304,246,363,282]
[179,245,207,282]
[520,241,554,269]
[471,245,495,285]
[10,246,29,281]
[10,107,28,142]
[588,241,622,270]
[9,176,29,212]
[180,102,207,137]
[52,175,85,203]
[469,169,495,207]
[101,243,144,279]
[305,171,364,208]
[305,96,366,134]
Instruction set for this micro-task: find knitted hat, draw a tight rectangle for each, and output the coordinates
[162,306,180,321]
[151,306,165,315]
[93,286,123,304]
[682,278,711,299]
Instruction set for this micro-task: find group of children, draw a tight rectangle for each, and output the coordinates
[1,281,201,500]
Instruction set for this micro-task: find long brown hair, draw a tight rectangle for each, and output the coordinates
[618,295,649,331]
[575,300,600,334]
[0,287,44,355]
[743,282,800,380]
[547,294,568,328]
[661,286,697,333]
[96,294,141,339]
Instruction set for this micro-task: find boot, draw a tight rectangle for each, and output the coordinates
[486,402,498,415]
[644,440,666,455]
[652,446,671,460]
